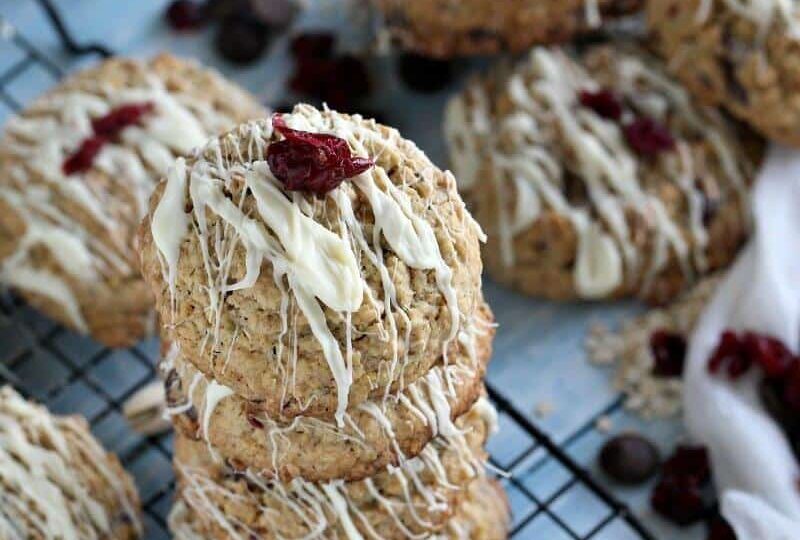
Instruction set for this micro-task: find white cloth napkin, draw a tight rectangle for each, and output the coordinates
[683,145,800,539]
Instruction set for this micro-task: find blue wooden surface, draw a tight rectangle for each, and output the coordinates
[0,1,704,538]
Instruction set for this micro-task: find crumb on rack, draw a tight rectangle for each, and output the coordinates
[595,415,613,433]
[534,400,554,418]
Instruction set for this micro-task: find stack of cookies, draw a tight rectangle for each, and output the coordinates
[138,104,510,538]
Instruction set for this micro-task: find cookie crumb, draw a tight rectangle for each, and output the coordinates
[595,415,613,433]
[534,400,554,418]
[586,275,720,419]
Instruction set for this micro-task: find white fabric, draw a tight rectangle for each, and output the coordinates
[683,145,800,538]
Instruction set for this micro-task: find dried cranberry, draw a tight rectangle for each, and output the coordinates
[651,475,708,526]
[707,515,738,540]
[579,89,623,120]
[650,329,687,378]
[708,330,750,379]
[290,55,370,110]
[624,117,676,157]
[91,102,155,138]
[397,54,454,94]
[62,136,107,175]
[290,32,336,60]
[165,0,208,30]
[741,332,795,377]
[783,363,800,413]
[662,445,711,484]
[267,114,373,196]
[247,413,265,429]
[598,432,661,485]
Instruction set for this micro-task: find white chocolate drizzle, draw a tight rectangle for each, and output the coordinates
[163,309,495,478]
[445,47,754,298]
[0,386,141,539]
[151,106,474,426]
[174,398,494,540]
[0,57,239,333]
[696,0,800,39]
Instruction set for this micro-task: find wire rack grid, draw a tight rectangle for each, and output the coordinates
[0,3,656,539]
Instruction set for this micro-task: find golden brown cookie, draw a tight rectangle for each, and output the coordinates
[445,44,762,304]
[138,105,485,424]
[170,400,496,539]
[0,53,266,346]
[163,304,493,482]
[373,0,642,58]
[647,0,800,146]
[0,386,142,539]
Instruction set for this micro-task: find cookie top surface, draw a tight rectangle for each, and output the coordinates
[171,398,496,540]
[374,0,642,57]
[0,386,141,539]
[0,53,265,346]
[445,44,761,302]
[647,0,800,146]
[139,104,485,425]
[163,301,493,482]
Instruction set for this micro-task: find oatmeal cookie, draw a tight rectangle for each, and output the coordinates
[445,44,762,304]
[373,0,642,58]
[170,399,496,539]
[138,105,485,424]
[647,0,800,146]
[164,304,492,482]
[169,476,509,540]
[0,53,266,346]
[0,386,142,539]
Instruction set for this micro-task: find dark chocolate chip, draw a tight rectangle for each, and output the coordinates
[598,432,661,485]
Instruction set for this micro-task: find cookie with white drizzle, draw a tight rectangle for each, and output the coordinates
[169,475,509,540]
[445,43,762,304]
[163,301,494,482]
[372,0,642,58]
[0,53,266,346]
[648,0,800,146]
[138,105,485,425]
[169,398,497,540]
[0,386,142,539]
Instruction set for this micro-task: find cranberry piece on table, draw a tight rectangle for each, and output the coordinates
[650,329,687,378]
[662,445,711,484]
[651,475,708,526]
[598,432,661,485]
[741,332,794,377]
[707,515,738,540]
[165,0,208,30]
[290,32,336,60]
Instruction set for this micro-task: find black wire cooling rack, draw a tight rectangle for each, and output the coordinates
[0,2,656,538]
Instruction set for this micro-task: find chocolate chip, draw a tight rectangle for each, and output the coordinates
[598,432,661,485]
[396,54,453,94]
[215,15,270,64]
